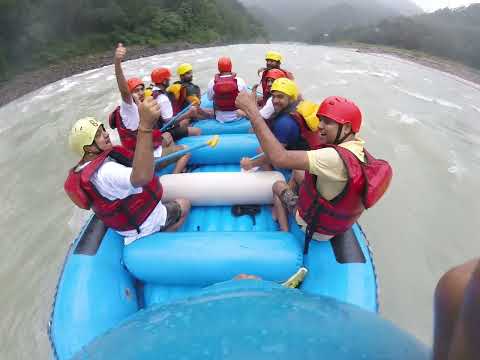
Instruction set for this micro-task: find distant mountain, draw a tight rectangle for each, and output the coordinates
[239,0,422,40]
[322,4,480,69]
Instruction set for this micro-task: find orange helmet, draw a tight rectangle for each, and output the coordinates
[218,57,232,73]
[127,77,144,93]
[151,68,171,84]
[265,69,286,81]
[317,96,362,133]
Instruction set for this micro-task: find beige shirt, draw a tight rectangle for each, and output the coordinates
[295,138,365,240]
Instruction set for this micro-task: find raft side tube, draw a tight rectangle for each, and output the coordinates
[51,218,138,360]
[297,223,378,312]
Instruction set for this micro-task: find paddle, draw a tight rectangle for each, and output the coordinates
[160,104,192,131]
[154,135,220,165]
[249,152,265,161]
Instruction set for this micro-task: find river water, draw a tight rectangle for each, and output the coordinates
[1,43,479,358]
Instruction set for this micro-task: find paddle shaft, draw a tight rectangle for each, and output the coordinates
[155,142,208,165]
[160,104,192,131]
[250,152,265,161]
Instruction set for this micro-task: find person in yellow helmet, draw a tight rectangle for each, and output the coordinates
[167,63,201,116]
[64,99,191,246]
[240,78,307,174]
[258,51,295,106]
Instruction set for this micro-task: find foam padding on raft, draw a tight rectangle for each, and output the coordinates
[161,171,285,205]
[123,231,303,286]
[177,134,258,164]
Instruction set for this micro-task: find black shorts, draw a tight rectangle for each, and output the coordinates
[160,201,182,230]
[166,125,188,141]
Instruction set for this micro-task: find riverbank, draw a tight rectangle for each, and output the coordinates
[0,41,234,107]
[333,42,480,88]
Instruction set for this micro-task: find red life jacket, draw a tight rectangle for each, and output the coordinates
[64,146,163,232]
[213,73,239,111]
[298,146,392,253]
[290,111,323,150]
[108,106,163,152]
[260,68,294,104]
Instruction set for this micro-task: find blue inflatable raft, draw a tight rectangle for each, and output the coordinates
[49,99,427,359]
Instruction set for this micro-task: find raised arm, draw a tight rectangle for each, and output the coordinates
[114,43,132,104]
[130,97,160,187]
[235,91,309,171]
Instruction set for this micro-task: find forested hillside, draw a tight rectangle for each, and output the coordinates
[0,0,264,80]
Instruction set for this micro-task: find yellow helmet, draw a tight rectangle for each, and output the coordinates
[265,51,282,63]
[177,63,193,76]
[296,100,320,131]
[271,78,298,100]
[68,117,102,156]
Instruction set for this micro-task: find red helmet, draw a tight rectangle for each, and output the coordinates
[317,96,362,133]
[151,68,171,84]
[265,69,285,80]
[218,57,232,73]
[127,77,144,93]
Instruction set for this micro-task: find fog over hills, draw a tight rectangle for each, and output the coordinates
[239,0,423,40]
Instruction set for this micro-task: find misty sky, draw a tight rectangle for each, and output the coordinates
[414,0,477,12]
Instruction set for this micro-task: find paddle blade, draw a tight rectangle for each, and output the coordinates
[207,135,220,148]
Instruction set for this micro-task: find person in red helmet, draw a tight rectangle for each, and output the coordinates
[235,92,392,252]
[110,43,191,174]
[258,51,294,106]
[150,65,201,139]
[200,57,247,123]
[258,69,289,119]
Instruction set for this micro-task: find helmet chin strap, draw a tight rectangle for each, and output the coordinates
[333,124,353,145]
[86,141,102,155]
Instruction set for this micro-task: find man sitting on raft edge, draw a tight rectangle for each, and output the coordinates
[235,91,393,253]
[64,97,190,246]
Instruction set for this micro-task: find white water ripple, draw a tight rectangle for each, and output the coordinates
[388,109,419,125]
[394,86,463,110]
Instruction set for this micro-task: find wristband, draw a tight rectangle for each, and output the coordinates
[138,126,153,133]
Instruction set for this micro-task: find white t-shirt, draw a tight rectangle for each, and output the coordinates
[152,86,173,121]
[259,97,275,119]
[119,99,163,157]
[207,75,247,122]
[86,158,167,245]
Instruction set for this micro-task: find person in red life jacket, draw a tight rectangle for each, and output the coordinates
[110,43,191,174]
[150,66,201,139]
[167,63,201,115]
[236,68,286,120]
[64,98,191,246]
[236,92,392,253]
[240,78,318,174]
[199,57,247,123]
[257,51,294,105]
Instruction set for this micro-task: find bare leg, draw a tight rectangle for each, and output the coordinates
[172,152,190,174]
[179,118,190,127]
[195,108,214,120]
[165,198,191,232]
[272,180,290,232]
[187,127,201,136]
[433,259,479,360]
